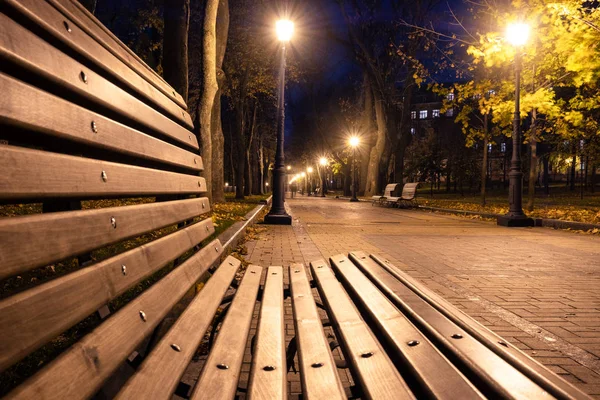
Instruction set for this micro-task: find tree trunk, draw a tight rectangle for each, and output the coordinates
[234,106,246,199]
[258,133,265,194]
[591,163,596,193]
[543,155,550,195]
[526,109,538,211]
[244,102,257,196]
[163,0,190,102]
[364,87,387,196]
[480,114,489,206]
[570,145,577,191]
[360,74,375,195]
[198,0,219,201]
[210,0,229,203]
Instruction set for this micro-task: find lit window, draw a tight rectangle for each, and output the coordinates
[580,139,585,149]
[419,110,428,119]
[447,93,454,101]
[445,108,454,117]
[473,94,481,100]
[501,142,506,153]
[410,128,416,135]
[487,89,496,96]
[411,111,416,120]
[432,109,440,118]
[488,144,492,153]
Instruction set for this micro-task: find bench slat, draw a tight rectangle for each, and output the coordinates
[350,254,555,399]
[369,254,590,400]
[5,0,192,129]
[55,0,187,109]
[289,264,346,400]
[0,197,210,280]
[0,13,198,150]
[9,239,224,399]
[116,256,241,399]
[0,73,201,171]
[310,259,414,400]
[335,253,483,399]
[248,266,286,400]
[0,218,215,372]
[0,146,206,200]
[190,265,263,400]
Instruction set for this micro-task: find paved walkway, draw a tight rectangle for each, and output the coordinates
[244,195,600,398]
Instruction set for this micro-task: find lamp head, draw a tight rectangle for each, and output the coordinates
[506,23,530,46]
[301,172,306,177]
[286,165,292,170]
[349,136,360,148]
[276,20,294,42]
[319,157,327,166]
[307,167,314,173]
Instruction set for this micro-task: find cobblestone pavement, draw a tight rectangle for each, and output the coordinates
[244,195,600,398]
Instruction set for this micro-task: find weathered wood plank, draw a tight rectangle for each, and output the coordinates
[0,218,215,373]
[4,0,192,129]
[0,196,209,280]
[190,265,263,400]
[248,266,286,400]
[349,253,554,399]
[367,253,590,400]
[0,146,206,200]
[54,0,187,109]
[0,13,198,149]
[329,254,483,399]
[116,256,241,399]
[310,259,414,400]
[289,264,346,400]
[8,239,224,400]
[0,73,200,171]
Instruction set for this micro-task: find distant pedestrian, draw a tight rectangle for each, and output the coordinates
[291,182,298,198]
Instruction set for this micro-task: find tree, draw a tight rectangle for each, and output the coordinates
[198,0,220,202]
[337,0,436,196]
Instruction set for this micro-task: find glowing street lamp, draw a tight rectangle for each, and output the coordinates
[265,20,295,225]
[276,20,294,42]
[307,166,313,173]
[286,165,292,170]
[497,22,534,227]
[349,136,360,202]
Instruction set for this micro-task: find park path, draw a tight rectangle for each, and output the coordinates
[244,195,600,398]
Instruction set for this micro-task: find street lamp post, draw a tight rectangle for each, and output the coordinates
[349,137,360,202]
[497,22,534,227]
[319,157,327,197]
[265,20,294,225]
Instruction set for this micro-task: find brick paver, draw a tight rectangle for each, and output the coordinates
[243,195,600,398]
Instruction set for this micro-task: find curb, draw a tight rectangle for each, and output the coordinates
[418,205,600,232]
[418,205,502,220]
[218,197,271,253]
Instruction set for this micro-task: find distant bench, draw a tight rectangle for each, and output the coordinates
[0,1,590,399]
[372,182,420,207]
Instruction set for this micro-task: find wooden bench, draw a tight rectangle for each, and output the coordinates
[371,183,400,206]
[384,182,420,208]
[0,2,591,399]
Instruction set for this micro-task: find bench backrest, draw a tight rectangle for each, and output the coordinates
[401,182,419,199]
[0,2,223,397]
[383,183,401,197]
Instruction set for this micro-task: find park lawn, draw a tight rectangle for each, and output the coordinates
[0,193,268,396]
[416,187,600,225]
